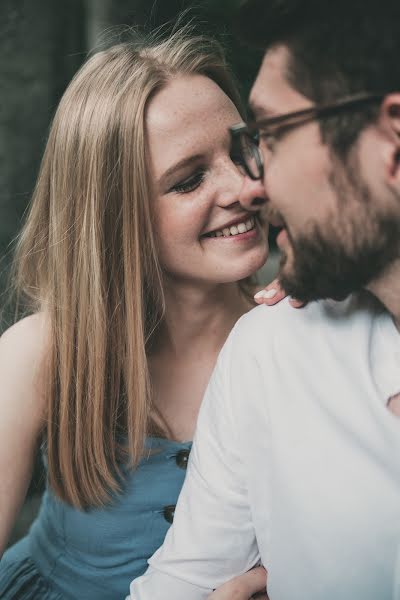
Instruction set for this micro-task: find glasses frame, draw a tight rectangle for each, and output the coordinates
[230,92,385,180]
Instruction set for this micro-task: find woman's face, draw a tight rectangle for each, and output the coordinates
[146,74,268,286]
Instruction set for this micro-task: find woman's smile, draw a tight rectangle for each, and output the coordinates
[202,215,256,238]
[201,215,262,244]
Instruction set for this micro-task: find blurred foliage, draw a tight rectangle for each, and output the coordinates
[0,0,86,333]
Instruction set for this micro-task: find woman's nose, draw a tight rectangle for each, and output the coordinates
[216,161,247,208]
[238,175,267,212]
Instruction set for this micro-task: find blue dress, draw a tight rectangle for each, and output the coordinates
[0,437,191,599]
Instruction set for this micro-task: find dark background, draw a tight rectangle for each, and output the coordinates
[2,0,277,545]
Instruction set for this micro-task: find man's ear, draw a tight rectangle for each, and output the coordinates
[379,94,400,182]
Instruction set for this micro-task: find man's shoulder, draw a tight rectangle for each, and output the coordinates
[235,296,350,336]
[231,293,381,353]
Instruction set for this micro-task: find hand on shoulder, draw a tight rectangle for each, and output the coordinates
[254,279,305,309]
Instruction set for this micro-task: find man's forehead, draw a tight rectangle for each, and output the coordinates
[249,46,290,116]
[249,45,311,117]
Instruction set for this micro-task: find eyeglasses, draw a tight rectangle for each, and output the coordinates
[230,92,385,180]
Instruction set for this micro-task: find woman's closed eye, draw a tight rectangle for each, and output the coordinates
[169,170,206,194]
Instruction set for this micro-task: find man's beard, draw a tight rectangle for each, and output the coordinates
[278,158,400,303]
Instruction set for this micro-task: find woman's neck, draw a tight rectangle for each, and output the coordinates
[152,280,254,358]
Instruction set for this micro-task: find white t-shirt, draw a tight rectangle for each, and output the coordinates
[130,296,400,600]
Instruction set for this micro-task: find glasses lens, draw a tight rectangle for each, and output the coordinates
[239,133,262,179]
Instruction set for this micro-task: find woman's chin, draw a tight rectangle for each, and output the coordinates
[225,247,270,282]
[249,245,270,275]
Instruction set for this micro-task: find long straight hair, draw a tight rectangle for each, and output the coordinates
[13,27,246,508]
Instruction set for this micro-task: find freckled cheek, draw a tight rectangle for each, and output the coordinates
[154,211,205,253]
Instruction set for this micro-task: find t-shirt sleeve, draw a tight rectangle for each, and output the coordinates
[129,325,260,599]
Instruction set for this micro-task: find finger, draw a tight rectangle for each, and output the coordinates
[208,567,267,599]
[254,281,286,305]
[289,297,306,308]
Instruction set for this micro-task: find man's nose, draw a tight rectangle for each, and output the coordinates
[238,175,267,212]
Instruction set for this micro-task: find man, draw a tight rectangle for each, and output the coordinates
[130,1,400,598]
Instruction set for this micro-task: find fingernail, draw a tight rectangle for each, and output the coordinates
[254,288,277,300]
[290,298,302,307]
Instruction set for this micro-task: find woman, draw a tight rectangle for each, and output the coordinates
[0,27,281,599]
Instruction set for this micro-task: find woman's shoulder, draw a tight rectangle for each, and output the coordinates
[0,312,50,418]
[1,312,49,348]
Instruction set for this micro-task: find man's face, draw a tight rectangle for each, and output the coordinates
[244,45,400,302]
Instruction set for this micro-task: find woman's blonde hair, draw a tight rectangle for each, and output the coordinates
[13,26,245,508]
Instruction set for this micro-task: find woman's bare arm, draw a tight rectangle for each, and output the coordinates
[0,314,48,556]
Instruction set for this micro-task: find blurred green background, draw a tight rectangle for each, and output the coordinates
[2,0,278,546]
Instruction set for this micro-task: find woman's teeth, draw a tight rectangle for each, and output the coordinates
[208,218,255,238]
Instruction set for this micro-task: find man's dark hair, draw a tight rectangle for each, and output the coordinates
[237,0,400,156]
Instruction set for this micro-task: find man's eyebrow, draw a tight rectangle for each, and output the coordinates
[248,101,278,121]
[158,154,204,187]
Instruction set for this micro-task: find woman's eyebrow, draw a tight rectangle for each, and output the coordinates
[158,154,204,187]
